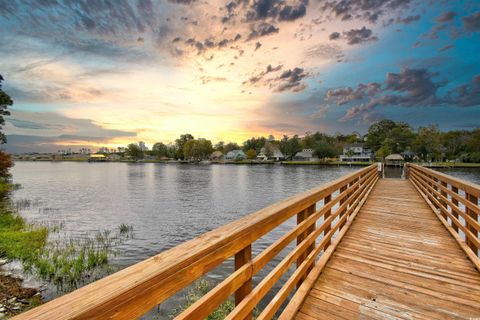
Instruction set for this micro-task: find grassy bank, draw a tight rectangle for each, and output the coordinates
[281,161,372,166]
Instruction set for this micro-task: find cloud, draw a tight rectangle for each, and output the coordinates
[245,0,308,22]
[326,83,381,105]
[329,32,340,40]
[438,44,454,52]
[462,12,480,32]
[437,11,456,23]
[4,111,137,153]
[247,23,279,40]
[244,64,283,85]
[272,68,308,92]
[337,68,448,121]
[447,75,480,107]
[319,0,413,23]
[342,27,378,45]
[396,15,420,24]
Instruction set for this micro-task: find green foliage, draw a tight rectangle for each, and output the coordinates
[366,119,397,151]
[170,279,235,320]
[183,138,213,160]
[175,134,194,159]
[126,143,144,160]
[279,135,302,158]
[0,75,13,145]
[243,137,267,153]
[413,125,442,161]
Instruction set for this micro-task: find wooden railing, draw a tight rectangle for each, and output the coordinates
[13,164,378,320]
[408,163,480,270]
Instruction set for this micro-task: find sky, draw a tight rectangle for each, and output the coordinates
[0,0,479,153]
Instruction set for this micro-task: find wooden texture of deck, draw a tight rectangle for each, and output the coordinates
[296,178,480,320]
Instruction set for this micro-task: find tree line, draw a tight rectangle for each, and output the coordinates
[124,119,480,162]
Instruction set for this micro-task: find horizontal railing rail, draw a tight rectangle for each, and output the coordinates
[13,164,378,320]
[407,163,480,270]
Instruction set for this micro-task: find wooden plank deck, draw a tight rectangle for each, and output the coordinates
[296,178,480,320]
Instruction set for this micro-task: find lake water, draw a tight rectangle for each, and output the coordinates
[10,162,480,317]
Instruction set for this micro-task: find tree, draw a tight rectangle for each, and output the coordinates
[152,142,168,158]
[0,75,13,182]
[280,135,302,158]
[313,140,336,159]
[0,75,12,145]
[246,149,257,159]
[413,125,442,161]
[126,143,144,160]
[183,138,213,160]
[175,134,194,159]
[366,119,397,151]
[243,137,266,153]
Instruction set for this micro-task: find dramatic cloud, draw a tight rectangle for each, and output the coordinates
[329,32,341,40]
[342,27,378,45]
[437,11,456,23]
[247,23,279,40]
[319,0,413,23]
[326,83,381,105]
[396,15,421,24]
[244,0,308,22]
[245,64,283,85]
[438,44,454,52]
[462,12,480,32]
[447,75,480,107]
[4,111,137,153]
[272,68,308,92]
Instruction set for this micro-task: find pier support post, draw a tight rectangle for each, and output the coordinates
[324,195,332,249]
[235,245,252,320]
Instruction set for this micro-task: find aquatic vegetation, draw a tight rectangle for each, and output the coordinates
[170,279,235,320]
[118,223,134,235]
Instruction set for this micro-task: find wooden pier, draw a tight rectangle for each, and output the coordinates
[13,164,480,320]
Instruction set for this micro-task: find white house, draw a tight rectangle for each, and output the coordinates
[293,149,317,161]
[339,143,374,162]
[257,146,285,161]
[225,150,246,160]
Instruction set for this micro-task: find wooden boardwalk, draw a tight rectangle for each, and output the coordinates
[297,179,480,320]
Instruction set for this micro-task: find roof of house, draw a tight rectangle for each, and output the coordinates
[385,154,404,160]
[89,154,106,158]
[226,150,245,157]
[210,151,223,158]
[294,150,314,158]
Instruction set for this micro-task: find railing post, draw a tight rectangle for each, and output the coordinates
[466,193,479,255]
[439,181,448,220]
[235,245,252,319]
[451,186,459,233]
[339,185,348,229]
[324,195,332,248]
[297,203,316,286]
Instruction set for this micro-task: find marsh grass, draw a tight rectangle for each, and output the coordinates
[169,279,235,320]
[1,183,134,292]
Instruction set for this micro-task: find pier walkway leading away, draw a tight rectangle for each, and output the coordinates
[12,164,480,320]
[296,178,480,320]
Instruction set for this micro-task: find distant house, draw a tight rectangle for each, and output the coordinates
[257,146,285,161]
[210,151,224,161]
[107,154,122,161]
[225,150,246,161]
[339,143,373,162]
[88,154,107,162]
[385,153,404,166]
[293,149,316,161]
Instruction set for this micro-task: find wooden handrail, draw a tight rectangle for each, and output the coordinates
[407,163,480,271]
[12,164,378,320]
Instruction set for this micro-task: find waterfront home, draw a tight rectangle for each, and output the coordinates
[257,146,285,161]
[385,153,405,166]
[88,154,107,162]
[225,149,246,160]
[293,149,316,161]
[210,151,223,161]
[339,143,374,162]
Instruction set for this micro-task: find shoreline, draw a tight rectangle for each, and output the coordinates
[11,159,480,168]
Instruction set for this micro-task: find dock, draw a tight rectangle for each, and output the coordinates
[12,164,480,320]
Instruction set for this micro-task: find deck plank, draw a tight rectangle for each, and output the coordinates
[295,178,480,320]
